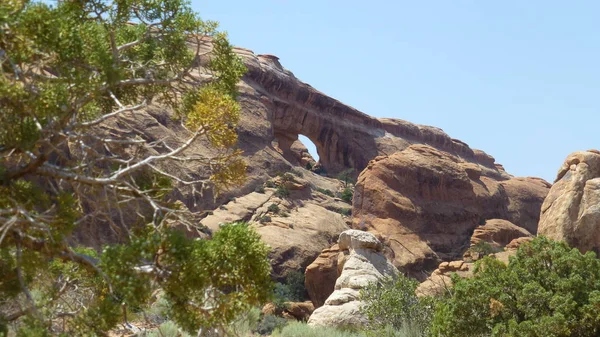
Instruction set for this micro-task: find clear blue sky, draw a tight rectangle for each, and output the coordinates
[193,1,600,182]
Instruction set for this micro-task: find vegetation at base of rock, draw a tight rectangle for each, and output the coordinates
[468,240,503,257]
[431,236,600,337]
[361,276,435,337]
[336,169,356,188]
[291,168,304,177]
[276,185,291,198]
[255,185,266,194]
[265,180,276,188]
[268,203,281,214]
[272,322,367,337]
[327,206,352,216]
[257,314,289,336]
[340,187,354,203]
[273,270,307,310]
[316,187,335,197]
[258,215,272,224]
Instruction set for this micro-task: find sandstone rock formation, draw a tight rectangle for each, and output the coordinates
[305,244,341,308]
[538,150,600,252]
[470,219,533,249]
[307,230,398,328]
[78,37,552,282]
[352,144,550,278]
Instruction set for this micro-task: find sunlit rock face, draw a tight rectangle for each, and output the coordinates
[538,150,600,253]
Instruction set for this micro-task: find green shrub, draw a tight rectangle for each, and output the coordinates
[272,322,366,337]
[265,180,276,188]
[226,307,262,337]
[276,185,290,198]
[469,240,502,257]
[255,185,266,194]
[305,162,313,170]
[361,276,435,337]
[431,236,600,337]
[281,172,295,182]
[327,206,352,216]
[145,321,191,337]
[340,187,353,203]
[316,187,335,197]
[336,169,356,187]
[258,215,272,224]
[268,203,281,214]
[273,270,307,311]
[291,168,304,177]
[257,314,288,336]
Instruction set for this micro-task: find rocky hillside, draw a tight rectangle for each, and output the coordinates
[82,39,551,285]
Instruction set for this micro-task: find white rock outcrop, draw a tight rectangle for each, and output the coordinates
[307,229,398,328]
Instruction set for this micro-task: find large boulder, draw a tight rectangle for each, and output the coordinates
[352,144,550,278]
[304,244,341,308]
[470,219,533,248]
[538,150,600,252]
[307,230,398,328]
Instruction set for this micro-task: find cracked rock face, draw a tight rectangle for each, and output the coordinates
[307,230,398,328]
[352,144,550,279]
[538,150,600,253]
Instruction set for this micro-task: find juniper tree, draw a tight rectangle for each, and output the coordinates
[0,0,272,335]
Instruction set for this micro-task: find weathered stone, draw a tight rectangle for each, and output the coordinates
[470,219,533,248]
[308,230,397,328]
[538,150,600,253]
[305,244,341,308]
[352,144,549,278]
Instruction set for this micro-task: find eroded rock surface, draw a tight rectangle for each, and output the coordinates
[538,150,600,252]
[470,219,533,248]
[307,230,398,328]
[352,144,550,278]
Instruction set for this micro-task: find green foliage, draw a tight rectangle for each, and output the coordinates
[226,307,262,337]
[160,223,273,333]
[431,236,600,337]
[336,169,356,187]
[468,240,502,257]
[273,270,307,310]
[305,162,313,170]
[0,0,264,334]
[361,276,435,337]
[258,215,272,224]
[327,206,352,216]
[255,185,266,194]
[272,322,367,337]
[316,187,335,197]
[257,314,288,336]
[276,185,290,198]
[268,203,281,214]
[291,168,304,177]
[265,180,276,188]
[144,321,191,337]
[340,187,354,203]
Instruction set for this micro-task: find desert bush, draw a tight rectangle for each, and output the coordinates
[268,203,281,214]
[273,270,307,310]
[316,187,335,197]
[276,185,291,198]
[361,276,435,337]
[272,321,366,337]
[145,321,191,337]
[265,180,276,188]
[257,314,289,335]
[258,215,272,224]
[226,307,262,337]
[291,168,304,177]
[431,236,600,337]
[255,185,266,194]
[336,169,356,187]
[340,187,354,203]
